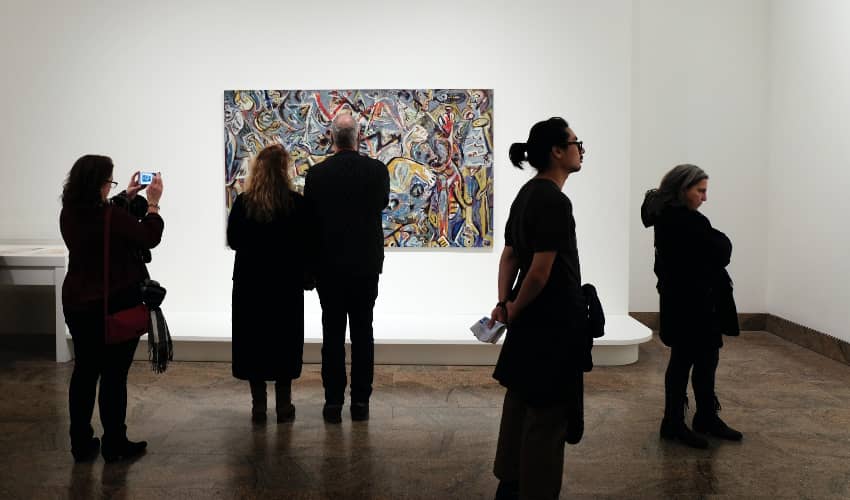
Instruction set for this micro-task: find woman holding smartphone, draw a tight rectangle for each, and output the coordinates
[61,156,164,462]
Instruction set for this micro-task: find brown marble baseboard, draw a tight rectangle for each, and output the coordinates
[629,311,660,331]
[765,314,850,366]
[628,311,850,367]
[628,312,767,332]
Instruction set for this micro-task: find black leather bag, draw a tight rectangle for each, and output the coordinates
[141,279,166,308]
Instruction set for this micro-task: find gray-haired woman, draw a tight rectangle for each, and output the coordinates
[641,164,742,449]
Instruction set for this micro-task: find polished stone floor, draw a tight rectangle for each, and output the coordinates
[1,331,849,499]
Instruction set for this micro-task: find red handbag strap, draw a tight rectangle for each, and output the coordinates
[103,204,112,327]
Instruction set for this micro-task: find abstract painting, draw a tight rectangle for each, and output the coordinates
[224,89,493,248]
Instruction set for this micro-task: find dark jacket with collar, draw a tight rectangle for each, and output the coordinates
[304,150,390,278]
[641,193,739,349]
[60,192,163,313]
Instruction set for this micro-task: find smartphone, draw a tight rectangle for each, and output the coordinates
[139,172,156,185]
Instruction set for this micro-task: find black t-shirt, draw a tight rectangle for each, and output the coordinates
[505,178,582,323]
[494,178,585,405]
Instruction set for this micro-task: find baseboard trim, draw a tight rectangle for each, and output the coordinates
[628,311,850,367]
[765,314,850,366]
[628,312,767,331]
[628,312,659,331]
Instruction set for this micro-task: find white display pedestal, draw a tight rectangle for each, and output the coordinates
[0,243,652,366]
[0,244,72,362]
[131,312,651,366]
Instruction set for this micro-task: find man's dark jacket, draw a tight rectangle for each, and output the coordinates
[304,150,390,277]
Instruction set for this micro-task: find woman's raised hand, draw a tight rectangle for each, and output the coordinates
[125,171,147,199]
[146,174,163,206]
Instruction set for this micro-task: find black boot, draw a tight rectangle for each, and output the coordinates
[660,418,709,449]
[71,437,100,463]
[102,438,147,463]
[693,396,743,441]
[275,380,295,423]
[350,401,370,421]
[660,395,708,449]
[250,380,267,423]
[323,403,342,423]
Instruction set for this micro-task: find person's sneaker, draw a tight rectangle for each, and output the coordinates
[693,413,743,441]
[71,437,100,463]
[102,439,147,463]
[322,403,342,423]
[350,402,370,422]
[660,418,709,449]
[277,403,296,423]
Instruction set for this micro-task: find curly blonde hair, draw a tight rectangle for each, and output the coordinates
[243,144,294,222]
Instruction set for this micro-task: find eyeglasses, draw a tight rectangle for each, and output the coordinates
[106,180,118,189]
[565,141,585,154]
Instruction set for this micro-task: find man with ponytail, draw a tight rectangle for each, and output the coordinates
[490,117,587,499]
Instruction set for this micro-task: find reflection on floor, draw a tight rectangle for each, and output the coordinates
[1,331,849,499]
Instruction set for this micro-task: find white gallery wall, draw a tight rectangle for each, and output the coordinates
[4,1,848,344]
[0,0,633,330]
[766,0,850,342]
[629,0,769,314]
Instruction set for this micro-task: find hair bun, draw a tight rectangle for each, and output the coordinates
[508,142,528,169]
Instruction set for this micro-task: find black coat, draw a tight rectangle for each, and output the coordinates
[303,150,390,278]
[642,201,739,349]
[227,192,308,381]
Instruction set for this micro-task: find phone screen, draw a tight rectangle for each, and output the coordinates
[139,172,154,185]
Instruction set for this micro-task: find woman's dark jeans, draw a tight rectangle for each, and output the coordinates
[66,308,140,448]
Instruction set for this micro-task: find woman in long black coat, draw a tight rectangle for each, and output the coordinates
[641,164,742,449]
[227,144,308,423]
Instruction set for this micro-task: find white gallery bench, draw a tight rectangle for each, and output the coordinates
[0,243,652,366]
[135,312,651,366]
[0,244,72,362]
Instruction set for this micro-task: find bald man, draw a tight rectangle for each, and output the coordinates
[304,113,390,423]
